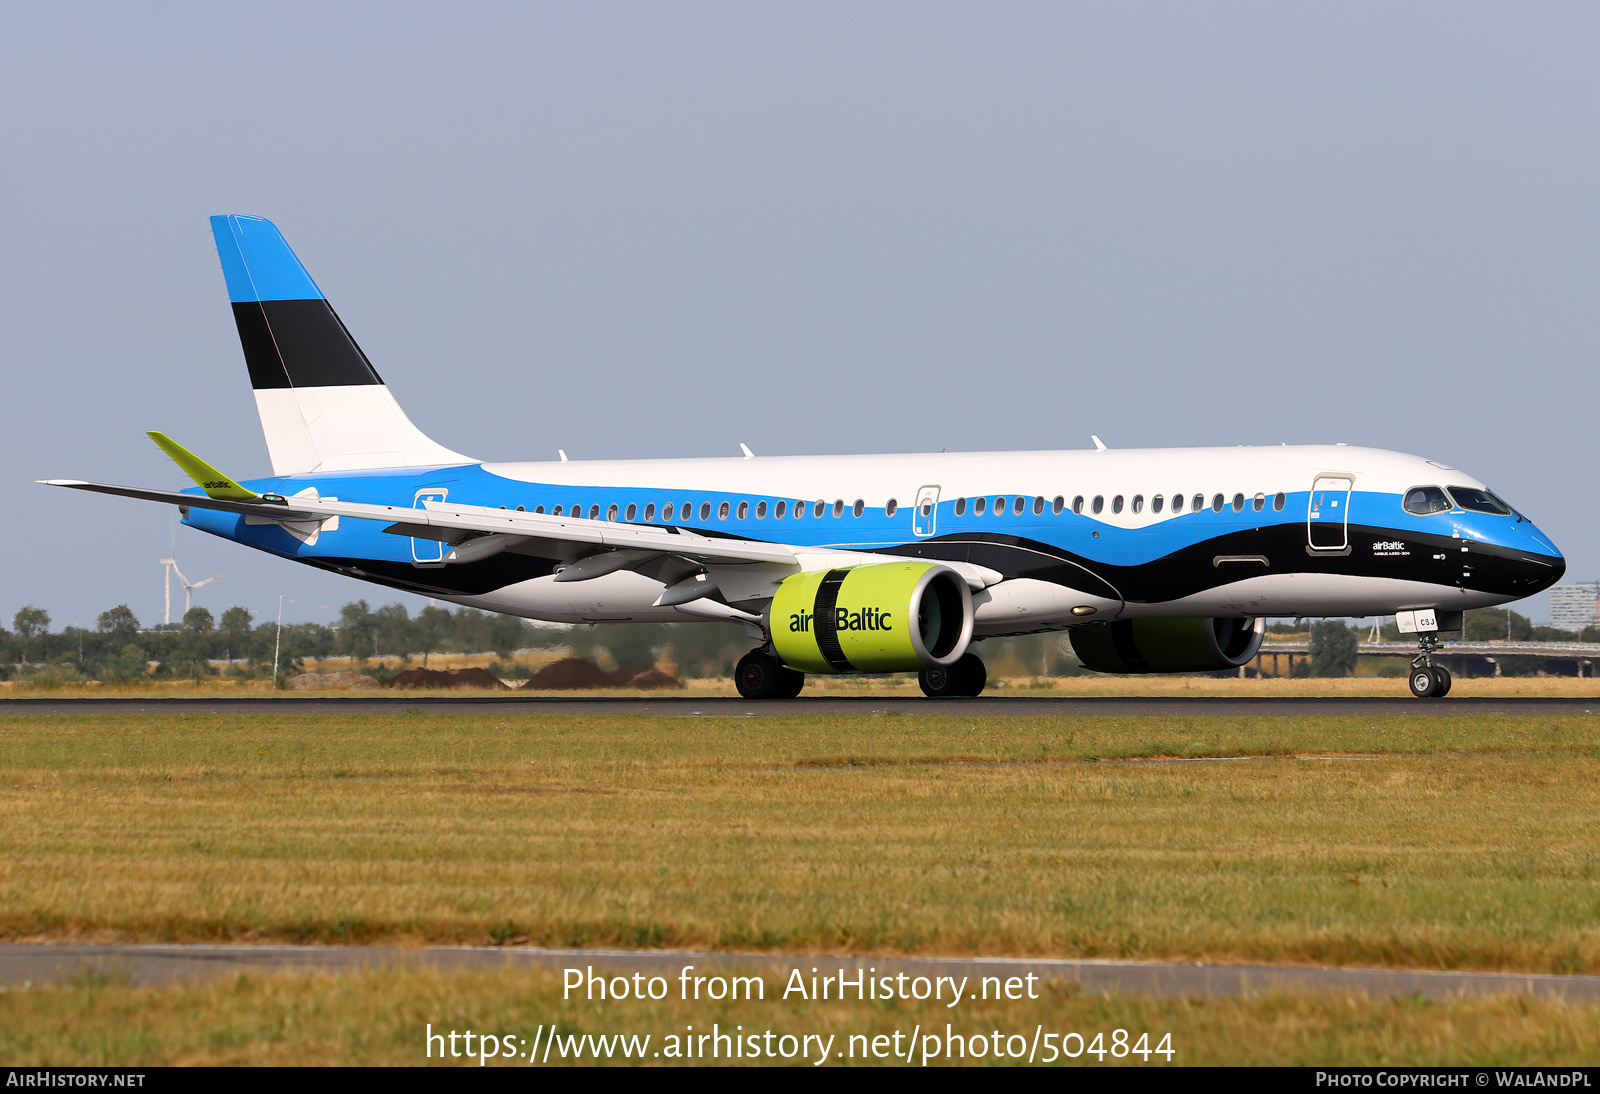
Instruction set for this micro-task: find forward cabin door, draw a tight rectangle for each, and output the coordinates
[411,488,449,564]
[1307,475,1353,551]
[912,485,940,537]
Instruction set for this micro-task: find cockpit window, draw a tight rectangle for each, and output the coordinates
[1403,486,1452,516]
[1447,486,1512,516]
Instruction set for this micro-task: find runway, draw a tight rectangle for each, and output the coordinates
[3,695,1597,716]
[0,944,1593,1003]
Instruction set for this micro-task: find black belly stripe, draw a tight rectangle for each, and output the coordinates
[813,569,854,672]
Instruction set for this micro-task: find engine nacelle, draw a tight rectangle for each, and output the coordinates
[771,562,974,674]
[1069,617,1264,674]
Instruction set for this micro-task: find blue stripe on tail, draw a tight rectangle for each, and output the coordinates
[209,215,326,303]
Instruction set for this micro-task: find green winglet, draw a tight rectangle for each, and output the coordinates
[146,431,260,501]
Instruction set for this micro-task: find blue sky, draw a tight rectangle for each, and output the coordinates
[3,2,1595,627]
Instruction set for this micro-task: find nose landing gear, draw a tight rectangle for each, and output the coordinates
[1407,632,1453,699]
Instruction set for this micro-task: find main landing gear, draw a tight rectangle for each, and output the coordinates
[918,653,988,698]
[734,649,805,700]
[1407,632,1453,699]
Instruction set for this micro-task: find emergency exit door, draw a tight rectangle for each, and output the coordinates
[912,485,940,537]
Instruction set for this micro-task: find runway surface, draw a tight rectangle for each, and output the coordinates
[3,695,1597,716]
[0,944,1593,1002]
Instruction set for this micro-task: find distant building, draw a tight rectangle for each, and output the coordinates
[1549,583,1600,634]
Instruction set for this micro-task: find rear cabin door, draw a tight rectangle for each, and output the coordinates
[1307,475,1353,551]
[411,488,449,564]
[912,485,940,537]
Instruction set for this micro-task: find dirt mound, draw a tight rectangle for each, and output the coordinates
[522,657,613,690]
[614,667,681,690]
[288,672,380,690]
[387,667,509,690]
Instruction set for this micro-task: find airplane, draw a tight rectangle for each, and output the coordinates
[43,215,1566,700]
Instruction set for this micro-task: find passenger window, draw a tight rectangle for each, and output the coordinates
[643,503,655,521]
[994,496,1006,515]
[1231,493,1244,512]
[1013,496,1025,516]
[852,499,864,518]
[955,497,966,516]
[1073,496,1085,515]
[755,500,767,519]
[719,501,731,519]
[534,505,546,515]
[736,501,748,519]
[1404,486,1453,516]
[1273,492,1285,511]
[660,503,673,521]
[975,497,987,515]
[1052,495,1064,514]
[813,500,825,518]
[833,499,845,518]
[1192,494,1204,513]
[516,505,525,512]
[1170,494,1183,514]
[1092,495,1104,514]
[1112,495,1124,514]
[1030,496,1042,515]
[625,503,637,521]
[588,505,600,520]
[1132,494,1144,514]
[1152,495,1164,514]
[1211,495,1224,513]
[699,502,712,521]
[774,500,786,519]
[553,504,564,516]
[606,504,618,521]
[1252,493,1264,513]
[919,500,931,517]
[886,498,897,518]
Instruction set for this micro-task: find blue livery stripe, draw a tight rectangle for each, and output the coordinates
[210,215,326,303]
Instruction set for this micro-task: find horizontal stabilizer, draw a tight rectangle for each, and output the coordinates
[39,480,319,521]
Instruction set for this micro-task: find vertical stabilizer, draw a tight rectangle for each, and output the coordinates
[210,215,474,475]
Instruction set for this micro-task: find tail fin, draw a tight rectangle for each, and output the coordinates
[210,215,473,475]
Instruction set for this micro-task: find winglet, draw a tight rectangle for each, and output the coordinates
[146,432,260,500]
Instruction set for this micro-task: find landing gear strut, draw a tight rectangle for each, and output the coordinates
[735,649,805,699]
[918,652,987,698]
[1407,632,1452,699]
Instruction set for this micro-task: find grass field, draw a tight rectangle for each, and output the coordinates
[4,967,1598,1066]
[2,710,1598,973]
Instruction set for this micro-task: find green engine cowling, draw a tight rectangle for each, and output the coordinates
[1069,617,1264,674]
[771,562,974,674]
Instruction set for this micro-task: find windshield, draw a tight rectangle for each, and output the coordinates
[1403,486,1452,516]
[1447,486,1513,516]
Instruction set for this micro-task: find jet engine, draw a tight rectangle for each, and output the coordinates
[771,562,973,674]
[1069,617,1264,674]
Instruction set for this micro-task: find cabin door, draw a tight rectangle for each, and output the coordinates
[1307,475,1353,551]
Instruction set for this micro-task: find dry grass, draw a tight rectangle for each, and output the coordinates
[1,712,1599,971]
[2,966,1597,1066]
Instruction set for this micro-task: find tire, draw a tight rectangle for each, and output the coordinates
[918,664,961,698]
[735,650,786,699]
[1433,665,1452,697]
[954,652,987,697]
[1407,666,1439,699]
[919,653,987,698]
[772,666,806,699]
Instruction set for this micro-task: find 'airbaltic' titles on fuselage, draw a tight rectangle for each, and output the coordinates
[789,608,894,633]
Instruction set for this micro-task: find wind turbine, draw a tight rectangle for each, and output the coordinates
[159,557,221,625]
